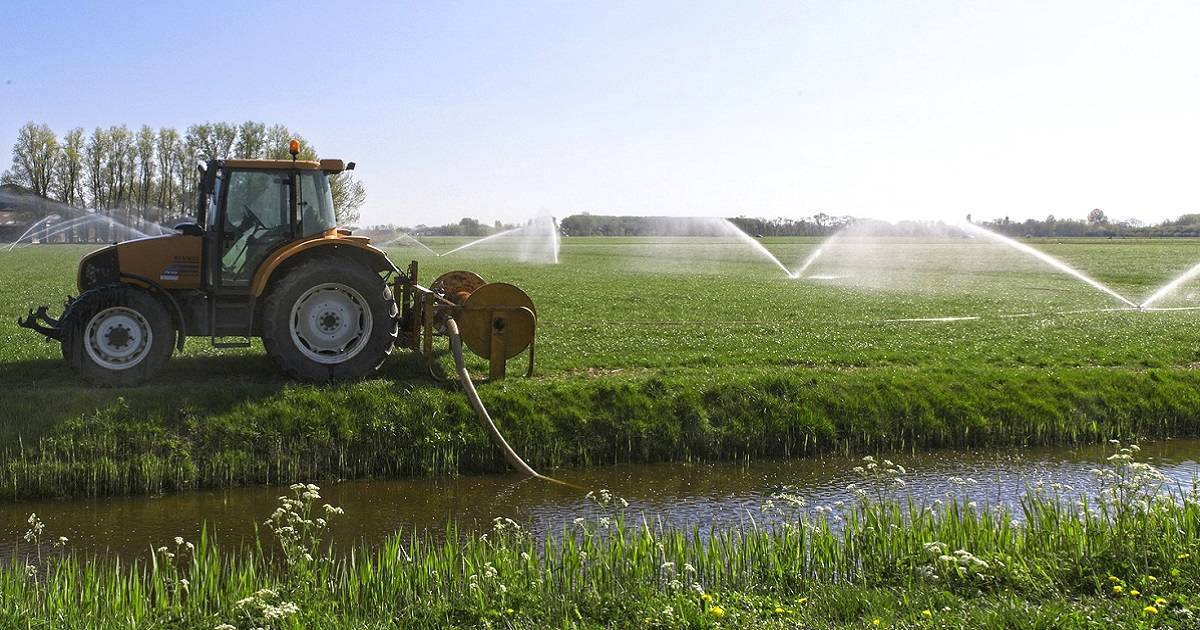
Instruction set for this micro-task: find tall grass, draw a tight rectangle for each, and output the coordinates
[5,367,1200,501]
[3,445,1198,628]
[7,364,1200,499]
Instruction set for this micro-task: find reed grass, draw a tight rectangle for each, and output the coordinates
[3,447,1198,628]
[4,366,1200,500]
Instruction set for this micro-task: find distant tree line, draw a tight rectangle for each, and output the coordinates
[414,217,508,237]
[364,210,1200,242]
[561,211,1200,238]
[1,121,366,238]
[727,214,854,237]
[360,217,511,238]
[559,213,854,237]
[977,209,1200,238]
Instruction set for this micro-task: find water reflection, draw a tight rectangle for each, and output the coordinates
[2,439,1197,559]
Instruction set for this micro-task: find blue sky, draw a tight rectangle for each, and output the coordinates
[2,1,1198,226]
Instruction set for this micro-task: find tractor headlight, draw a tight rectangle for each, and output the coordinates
[78,246,120,291]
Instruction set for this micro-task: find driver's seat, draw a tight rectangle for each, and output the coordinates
[221,230,252,280]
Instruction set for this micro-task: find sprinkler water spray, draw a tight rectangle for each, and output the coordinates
[1139,259,1200,309]
[960,223,1137,307]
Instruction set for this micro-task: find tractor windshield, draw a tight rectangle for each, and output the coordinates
[299,172,337,236]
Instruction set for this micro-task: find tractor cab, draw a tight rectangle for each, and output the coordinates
[192,155,346,289]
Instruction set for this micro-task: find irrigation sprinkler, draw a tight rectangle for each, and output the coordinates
[961,223,1138,307]
[1139,259,1200,309]
[439,217,561,263]
[380,232,438,255]
[7,214,60,251]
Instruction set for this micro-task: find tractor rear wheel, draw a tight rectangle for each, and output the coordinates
[62,284,176,386]
[260,257,397,382]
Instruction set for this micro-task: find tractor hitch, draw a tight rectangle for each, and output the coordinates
[18,305,64,341]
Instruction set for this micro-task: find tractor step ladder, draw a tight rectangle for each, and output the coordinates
[209,292,253,348]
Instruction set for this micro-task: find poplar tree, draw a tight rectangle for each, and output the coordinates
[2,122,59,197]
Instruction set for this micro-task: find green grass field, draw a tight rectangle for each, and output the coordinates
[2,236,1200,499]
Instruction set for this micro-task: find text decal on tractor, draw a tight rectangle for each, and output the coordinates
[17,143,537,386]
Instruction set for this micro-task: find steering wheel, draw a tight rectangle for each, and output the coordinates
[241,204,267,231]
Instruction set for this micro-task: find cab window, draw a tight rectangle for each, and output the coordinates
[219,170,292,285]
[298,172,337,236]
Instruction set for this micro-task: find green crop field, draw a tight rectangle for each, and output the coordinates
[2,236,1200,499]
[5,237,1200,628]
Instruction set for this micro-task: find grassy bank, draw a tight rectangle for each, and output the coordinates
[4,447,1198,628]
[4,366,1200,500]
[3,239,1200,500]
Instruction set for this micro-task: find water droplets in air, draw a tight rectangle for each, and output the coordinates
[6,212,170,251]
[441,216,560,264]
[959,223,1136,307]
[377,232,437,255]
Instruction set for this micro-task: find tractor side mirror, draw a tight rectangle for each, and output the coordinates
[175,222,204,236]
[346,162,355,171]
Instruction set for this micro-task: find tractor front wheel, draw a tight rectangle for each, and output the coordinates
[62,285,176,386]
[260,257,397,383]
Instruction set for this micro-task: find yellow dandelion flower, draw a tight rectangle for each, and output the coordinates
[1130,589,1140,597]
[1146,575,1157,582]
[873,618,882,626]
[1108,576,1121,583]
[1179,553,1191,560]
[710,605,725,618]
[1155,597,1168,606]
[1113,585,1124,594]
[775,607,784,614]
[701,593,713,602]
[506,608,514,615]
[922,609,932,618]
[1143,605,1158,615]
[797,597,808,605]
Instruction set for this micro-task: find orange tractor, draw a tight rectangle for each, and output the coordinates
[18,143,537,385]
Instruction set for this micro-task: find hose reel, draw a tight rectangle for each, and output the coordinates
[398,266,537,379]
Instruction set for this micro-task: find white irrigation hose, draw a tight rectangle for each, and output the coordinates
[444,317,579,489]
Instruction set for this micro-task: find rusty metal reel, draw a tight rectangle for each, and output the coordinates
[457,283,536,360]
[430,270,487,305]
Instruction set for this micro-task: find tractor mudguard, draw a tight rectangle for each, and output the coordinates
[18,280,186,352]
[248,234,400,298]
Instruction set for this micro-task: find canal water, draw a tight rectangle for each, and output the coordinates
[2,439,1197,559]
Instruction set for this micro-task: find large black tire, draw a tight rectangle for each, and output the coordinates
[62,284,176,386]
[260,257,397,383]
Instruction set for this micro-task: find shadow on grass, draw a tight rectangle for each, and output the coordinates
[0,350,448,441]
